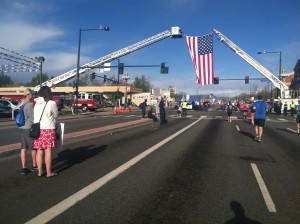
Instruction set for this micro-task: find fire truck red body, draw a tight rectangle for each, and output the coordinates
[72,92,105,112]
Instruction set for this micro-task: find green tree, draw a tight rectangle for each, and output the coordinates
[0,74,13,87]
[25,73,49,86]
[132,75,151,92]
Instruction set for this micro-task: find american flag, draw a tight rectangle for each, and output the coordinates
[186,33,214,85]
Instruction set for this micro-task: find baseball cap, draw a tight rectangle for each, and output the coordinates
[23,88,33,96]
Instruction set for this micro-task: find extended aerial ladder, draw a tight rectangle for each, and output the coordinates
[36,27,182,90]
[213,29,291,99]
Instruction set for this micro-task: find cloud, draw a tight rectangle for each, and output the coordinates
[0,21,63,53]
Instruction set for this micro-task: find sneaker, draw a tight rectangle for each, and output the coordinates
[254,136,259,141]
[31,166,38,172]
[258,138,262,142]
[21,168,31,175]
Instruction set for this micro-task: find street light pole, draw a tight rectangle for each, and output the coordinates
[257,50,282,98]
[35,56,45,86]
[75,25,110,114]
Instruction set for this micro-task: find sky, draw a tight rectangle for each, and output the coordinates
[0,0,299,97]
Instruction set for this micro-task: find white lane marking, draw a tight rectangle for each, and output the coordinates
[251,163,276,213]
[236,125,240,132]
[25,117,204,224]
[286,128,297,133]
[278,118,287,121]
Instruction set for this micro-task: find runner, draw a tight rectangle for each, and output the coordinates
[253,95,268,142]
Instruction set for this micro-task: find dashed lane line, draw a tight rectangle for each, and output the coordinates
[286,128,297,134]
[251,163,276,213]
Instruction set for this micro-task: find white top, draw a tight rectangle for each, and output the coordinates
[34,97,58,129]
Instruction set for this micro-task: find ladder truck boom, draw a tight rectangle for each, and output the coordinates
[37,27,182,90]
[213,29,291,99]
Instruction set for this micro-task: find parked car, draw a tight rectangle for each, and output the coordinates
[0,99,19,110]
[0,102,13,117]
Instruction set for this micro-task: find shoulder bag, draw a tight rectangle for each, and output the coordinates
[30,102,48,139]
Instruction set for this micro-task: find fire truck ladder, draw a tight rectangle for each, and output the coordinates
[213,29,291,98]
[38,27,182,90]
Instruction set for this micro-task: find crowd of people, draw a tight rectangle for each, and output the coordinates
[226,97,300,142]
[18,86,59,177]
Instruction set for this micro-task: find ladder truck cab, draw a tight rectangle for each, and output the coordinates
[72,92,105,112]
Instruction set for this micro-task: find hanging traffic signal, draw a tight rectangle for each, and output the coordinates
[214,77,219,84]
[103,75,107,82]
[245,76,249,84]
[91,73,96,79]
[160,62,169,74]
[118,63,124,74]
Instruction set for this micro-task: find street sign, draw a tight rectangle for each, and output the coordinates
[260,79,270,83]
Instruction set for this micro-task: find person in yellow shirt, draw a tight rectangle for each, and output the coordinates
[290,101,295,116]
[181,101,187,116]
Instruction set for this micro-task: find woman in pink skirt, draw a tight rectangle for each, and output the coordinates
[33,86,59,178]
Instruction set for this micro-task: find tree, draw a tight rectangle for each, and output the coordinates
[0,74,13,87]
[132,75,151,92]
[25,73,49,86]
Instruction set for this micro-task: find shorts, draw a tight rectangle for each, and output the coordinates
[19,128,34,150]
[227,112,232,116]
[297,115,300,123]
[250,112,254,118]
[34,129,57,150]
[254,119,266,127]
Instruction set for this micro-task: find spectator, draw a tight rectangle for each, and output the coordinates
[139,99,147,119]
[283,102,288,116]
[33,86,59,178]
[18,89,37,175]
[177,104,182,117]
[159,98,167,125]
[147,106,158,122]
[290,101,295,116]
[296,100,300,135]
[181,100,187,116]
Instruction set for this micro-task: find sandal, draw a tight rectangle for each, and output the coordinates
[46,173,59,178]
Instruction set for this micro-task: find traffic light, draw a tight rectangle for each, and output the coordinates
[91,73,96,79]
[103,75,107,82]
[214,77,219,84]
[118,63,124,74]
[245,76,249,84]
[160,62,169,74]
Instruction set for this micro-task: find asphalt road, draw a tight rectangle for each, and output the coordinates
[0,109,299,224]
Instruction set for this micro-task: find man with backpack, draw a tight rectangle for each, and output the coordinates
[17,89,37,175]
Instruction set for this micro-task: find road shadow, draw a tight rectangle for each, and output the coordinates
[225,201,261,224]
[239,130,256,140]
[52,144,107,173]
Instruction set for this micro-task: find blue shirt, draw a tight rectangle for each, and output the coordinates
[254,100,268,119]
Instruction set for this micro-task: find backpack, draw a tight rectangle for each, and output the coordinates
[16,107,25,127]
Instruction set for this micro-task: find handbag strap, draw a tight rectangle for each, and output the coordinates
[38,101,48,122]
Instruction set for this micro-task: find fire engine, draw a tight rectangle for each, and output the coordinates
[73,92,105,112]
